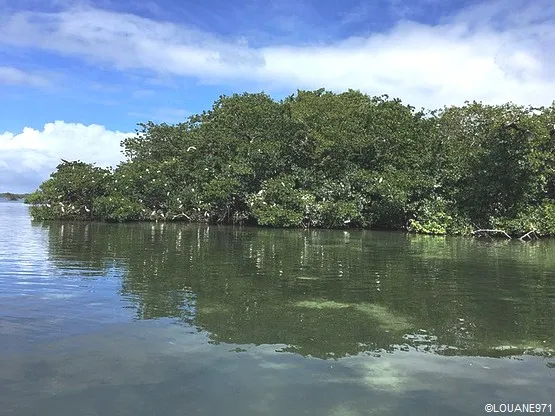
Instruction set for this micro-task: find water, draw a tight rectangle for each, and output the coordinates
[0,200,553,415]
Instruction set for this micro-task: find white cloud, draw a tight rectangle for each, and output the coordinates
[0,121,131,192]
[1,1,555,195]
[1,1,555,108]
[0,66,50,87]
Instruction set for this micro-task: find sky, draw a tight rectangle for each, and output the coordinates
[1,0,555,193]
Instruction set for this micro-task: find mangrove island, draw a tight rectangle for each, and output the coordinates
[24,89,555,237]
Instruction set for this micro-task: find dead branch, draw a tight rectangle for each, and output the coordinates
[472,229,512,239]
[519,230,538,241]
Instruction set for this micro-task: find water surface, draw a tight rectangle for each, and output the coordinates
[1,200,553,415]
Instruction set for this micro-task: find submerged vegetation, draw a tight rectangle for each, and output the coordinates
[25,89,555,236]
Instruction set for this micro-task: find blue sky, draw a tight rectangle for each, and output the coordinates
[1,0,555,192]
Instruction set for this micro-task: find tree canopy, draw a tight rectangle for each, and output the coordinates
[25,89,555,236]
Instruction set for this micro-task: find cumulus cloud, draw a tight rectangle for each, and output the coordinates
[1,1,555,108]
[0,121,131,192]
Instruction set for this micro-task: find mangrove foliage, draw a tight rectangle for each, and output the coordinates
[25,89,555,236]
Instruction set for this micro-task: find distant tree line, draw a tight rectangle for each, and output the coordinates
[24,89,555,236]
[1,192,30,201]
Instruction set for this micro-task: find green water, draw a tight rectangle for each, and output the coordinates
[1,200,553,415]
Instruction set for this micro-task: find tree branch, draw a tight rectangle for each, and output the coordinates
[472,229,512,239]
[519,230,538,241]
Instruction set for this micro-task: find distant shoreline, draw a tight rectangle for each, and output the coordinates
[0,193,31,201]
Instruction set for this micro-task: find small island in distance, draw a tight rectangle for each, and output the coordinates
[0,192,31,201]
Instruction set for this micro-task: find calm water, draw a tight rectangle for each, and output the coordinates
[1,200,554,415]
